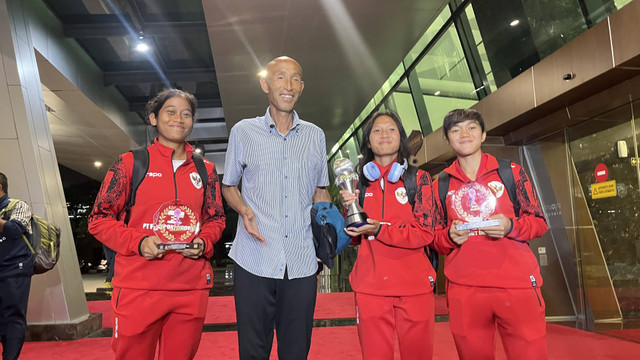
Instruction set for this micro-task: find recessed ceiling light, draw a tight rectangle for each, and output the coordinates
[510,19,520,27]
[136,42,149,52]
[94,161,102,168]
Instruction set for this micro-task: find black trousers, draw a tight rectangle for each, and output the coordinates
[234,263,317,360]
[0,275,31,360]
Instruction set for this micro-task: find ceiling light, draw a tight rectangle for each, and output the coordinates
[510,19,520,27]
[258,69,267,78]
[136,42,149,52]
[434,90,441,96]
[94,161,102,168]
[194,147,202,154]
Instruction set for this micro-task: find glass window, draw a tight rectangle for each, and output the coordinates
[384,79,421,135]
[413,23,478,131]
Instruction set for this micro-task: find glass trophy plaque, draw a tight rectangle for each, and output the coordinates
[452,182,501,231]
[153,200,202,250]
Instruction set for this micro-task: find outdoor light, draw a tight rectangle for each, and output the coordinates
[434,90,441,96]
[510,19,520,27]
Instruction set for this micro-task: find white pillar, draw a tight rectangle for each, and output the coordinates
[0,0,99,338]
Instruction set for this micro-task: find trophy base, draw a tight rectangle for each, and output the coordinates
[455,219,501,231]
[156,243,202,251]
[346,212,369,228]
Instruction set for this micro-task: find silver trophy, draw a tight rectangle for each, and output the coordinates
[333,157,368,227]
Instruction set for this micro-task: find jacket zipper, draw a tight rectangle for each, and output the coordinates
[530,275,542,307]
[380,178,385,218]
[115,288,122,309]
[171,150,178,200]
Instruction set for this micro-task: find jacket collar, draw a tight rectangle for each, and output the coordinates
[150,138,195,161]
[0,194,9,210]
[446,152,499,182]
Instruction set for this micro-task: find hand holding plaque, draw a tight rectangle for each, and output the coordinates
[153,200,202,250]
[333,158,368,227]
[452,183,501,231]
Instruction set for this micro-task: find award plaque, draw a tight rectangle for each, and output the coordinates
[153,200,202,250]
[333,158,368,227]
[451,183,501,231]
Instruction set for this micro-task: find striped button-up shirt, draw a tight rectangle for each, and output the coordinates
[223,108,329,279]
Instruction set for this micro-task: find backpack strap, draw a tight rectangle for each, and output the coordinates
[125,147,150,225]
[496,158,520,217]
[403,165,417,208]
[0,199,20,218]
[437,171,450,222]
[0,199,35,254]
[192,153,209,196]
[357,177,366,208]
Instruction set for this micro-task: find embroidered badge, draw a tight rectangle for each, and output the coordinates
[190,172,203,189]
[488,181,504,198]
[395,187,408,204]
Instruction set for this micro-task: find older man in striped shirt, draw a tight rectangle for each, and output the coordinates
[222,56,331,360]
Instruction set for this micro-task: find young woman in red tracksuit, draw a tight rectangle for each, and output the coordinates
[88,89,226,360]
[431,109,548,360]
[340,111,443,360]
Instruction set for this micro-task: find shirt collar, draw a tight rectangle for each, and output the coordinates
[263,107,302,132]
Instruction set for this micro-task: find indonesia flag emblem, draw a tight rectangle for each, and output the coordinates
[395,187,408,204]
[190,172,203,189]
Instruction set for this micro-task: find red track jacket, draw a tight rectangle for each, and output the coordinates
[432,153,548,289]
[88,140,225,291]
[350,161,443,296]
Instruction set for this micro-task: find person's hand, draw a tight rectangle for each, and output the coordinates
[339,189,358,209]
[344,218,381,237]
[449,220,470,246]
[480,214,512,239]
[176,238,205,259]
[140,235,166,260]
[241,207,265,244]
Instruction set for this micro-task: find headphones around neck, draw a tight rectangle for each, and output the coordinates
[363,159,408,183]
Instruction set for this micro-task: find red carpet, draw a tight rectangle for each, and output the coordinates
[600,328,640,343]
[16,323,640,359]
[88,292,449,328]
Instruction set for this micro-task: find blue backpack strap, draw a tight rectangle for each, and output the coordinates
[496,158,520,217]
[125,147,149,225]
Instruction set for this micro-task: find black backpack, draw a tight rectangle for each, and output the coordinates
[356,165,439,272]
[437,157,520,222]
[124,147,208,225]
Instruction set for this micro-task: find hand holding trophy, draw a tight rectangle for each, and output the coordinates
[153,200,202,250]
[333,157,369,227]
[452,182,501,230]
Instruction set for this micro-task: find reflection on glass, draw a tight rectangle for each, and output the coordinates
[568,101,640,318]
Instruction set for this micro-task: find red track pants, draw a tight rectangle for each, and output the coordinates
[447,282,547,360]
[355,292,434,360]
[110,287,209,360]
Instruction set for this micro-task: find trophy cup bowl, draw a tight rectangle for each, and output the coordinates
[333,157,369,227]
